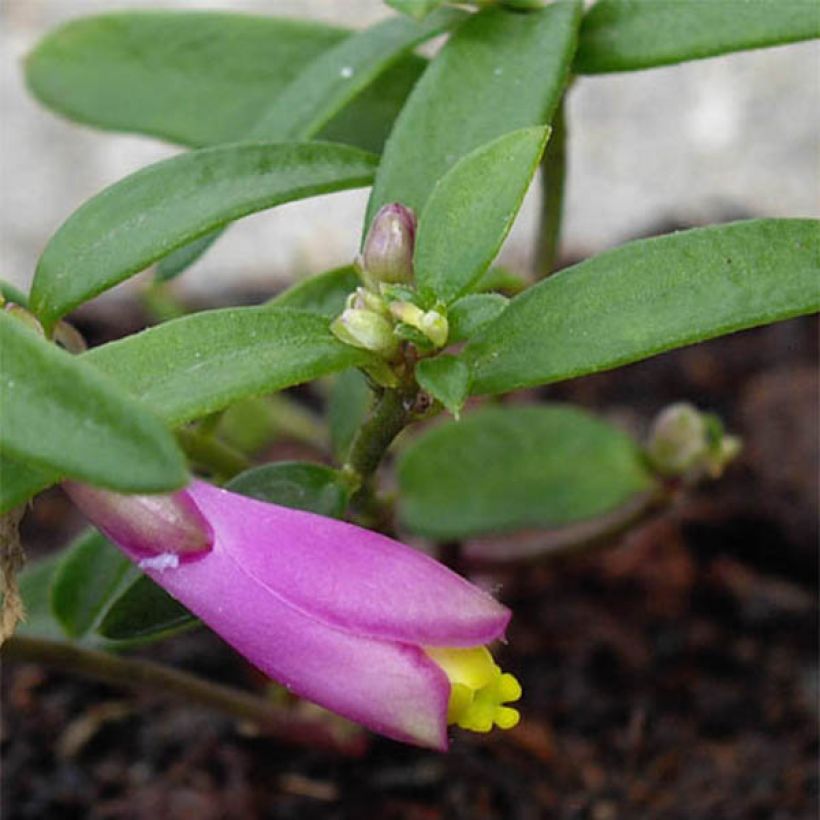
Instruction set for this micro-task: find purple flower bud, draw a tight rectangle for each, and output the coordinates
[66,480,518,749]
[361,203,416,287]
[64,482,213,557]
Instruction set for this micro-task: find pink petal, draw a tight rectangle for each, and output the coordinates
[116,523,451,749]
[186,480,510,647]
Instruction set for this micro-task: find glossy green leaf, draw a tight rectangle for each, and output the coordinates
[386,0,445,20]
[249,9,463,142]
[466,219,820,395]
[447,293,509,343]
[30,142,377,326]
[0,456,55,514]
[96,575,197,642]
[415,127,548,302]
[85,307,376,426]
[398,404,654,538]
[50,529,133,638]
[575,0,820,74]
[269,266,359,317]
[328,369,372,462]
[415,356,470,418]
[366,1,582,227]
[227,462,350,519]
[24,11,424,152]
[0,312,187,492]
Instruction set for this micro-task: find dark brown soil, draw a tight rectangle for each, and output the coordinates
[2,298,817,819]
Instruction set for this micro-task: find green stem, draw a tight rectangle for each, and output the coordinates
[176,428,250,481]
[344,389,413,484]
[342,388,415,524]
[534,98,567,279]
[3,635,365,755]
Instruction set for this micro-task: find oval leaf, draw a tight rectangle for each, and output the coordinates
[0,313,187,492]
[50,529,133,638]
[415,356,470,419]
[447,293,509,343]
[84,307,376,427]
[575,0,820,74]
[227,462,350,519]
[366,1,582,226]
[250,9,463,142]
[415,127,548,302]
[97,575,197,642]
[24,11,422,152]
[465,219,820,395]
[30,142,377,326]
[398,404,654,539]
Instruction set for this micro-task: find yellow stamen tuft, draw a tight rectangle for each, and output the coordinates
[425,646,522,734]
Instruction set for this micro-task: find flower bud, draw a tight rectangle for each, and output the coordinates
[647,403,741,480]
[331,308,398,359]
[389,300,425,328]
[63,482,213,559]
[389,302,448,349]
[419,310,449,348]
[347,286,389,317]
[361,203,416,287]
[647,403,706,476]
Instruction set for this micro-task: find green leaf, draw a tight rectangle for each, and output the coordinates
[0,312,187,492]
[0,280,28,307]
[85,307,376,426]
[155,232,220,282]
[415,356,470,418]
[415,127,548,302]
[24,11,424,152]
[157,10,461,281]
[0,456,55,514]
[227,462,350,519]
[398,404,654,538]
[328,369,373,462]
[249,9,463,142]
[30,142,378,326]
[14,554,64,640]
[465,219,820,395]
[366,1,582,227]
[269,266,359,317]
[50,529,133,638]
[474,266,528,295]
[96,575,197,642]
[575,0,820,74]
[447,293,509,343]
[386,0,446,21]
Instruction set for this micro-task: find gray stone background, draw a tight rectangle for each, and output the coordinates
[2,0,818,304]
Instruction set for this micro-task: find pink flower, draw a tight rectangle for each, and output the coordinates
[65,480,521,750]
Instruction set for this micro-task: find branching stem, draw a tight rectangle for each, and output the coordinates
[3,635,365,756]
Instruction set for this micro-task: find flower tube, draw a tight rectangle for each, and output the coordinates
[64,480,520,750]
